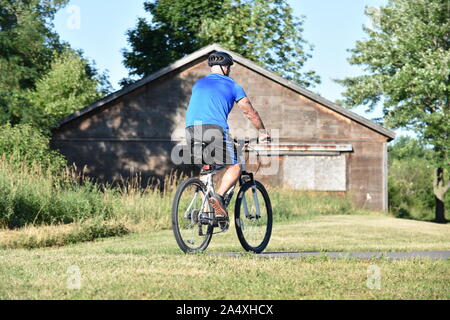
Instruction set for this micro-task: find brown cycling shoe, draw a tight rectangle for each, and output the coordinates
[209,194,228,218]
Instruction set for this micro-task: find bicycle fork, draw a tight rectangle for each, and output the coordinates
[239,171,261,220]
[241,184,261,220]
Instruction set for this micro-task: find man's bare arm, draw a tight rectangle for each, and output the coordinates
[237,97,270,141]
[237,97,265,130]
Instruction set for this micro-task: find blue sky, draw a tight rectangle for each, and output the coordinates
[54,0,409,137]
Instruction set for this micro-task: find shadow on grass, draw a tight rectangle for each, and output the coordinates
[425,219,449,224]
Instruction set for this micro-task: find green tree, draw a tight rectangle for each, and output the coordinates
[0,0,68,124]
[388,136,433,162]
[22,50,106,132]
[337,0,450,222]
[0,122,66,170]
[122,0,319,88]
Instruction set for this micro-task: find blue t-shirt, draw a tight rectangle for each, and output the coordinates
[185,73,247,130]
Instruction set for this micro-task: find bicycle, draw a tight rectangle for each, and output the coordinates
[171,138,273,253]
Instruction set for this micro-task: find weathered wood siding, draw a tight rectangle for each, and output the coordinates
[51,57,389,211]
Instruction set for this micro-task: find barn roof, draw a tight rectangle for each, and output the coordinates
[56,43,396,140]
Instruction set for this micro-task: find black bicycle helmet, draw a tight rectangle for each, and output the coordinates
[208,51,234,67]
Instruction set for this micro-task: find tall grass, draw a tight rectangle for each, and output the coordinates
[0,155,179,231]
[0,156,114,228]
[109,173,180,233]
[269,188,358,222]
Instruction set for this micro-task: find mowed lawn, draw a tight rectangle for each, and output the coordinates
[0,214,449,300]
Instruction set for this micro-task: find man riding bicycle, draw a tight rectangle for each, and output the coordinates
[185,51,270,219]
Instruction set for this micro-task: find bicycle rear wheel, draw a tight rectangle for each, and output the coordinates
[172,178,213,253]
[234,180,272,253]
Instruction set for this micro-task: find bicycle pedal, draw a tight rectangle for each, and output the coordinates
[216,215,229,221]
[218,220,229,232]
[213,216,228,228]
[199,213,212,225]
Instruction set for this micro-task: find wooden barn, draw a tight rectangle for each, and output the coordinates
[51,44,396,211]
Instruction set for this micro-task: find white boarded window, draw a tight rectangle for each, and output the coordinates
[283,155,347,191]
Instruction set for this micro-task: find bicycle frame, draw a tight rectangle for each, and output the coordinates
[237,140,262,220]
[197,139,262,226]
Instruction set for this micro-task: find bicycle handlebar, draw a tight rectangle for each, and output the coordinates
[232,137,271,145]
[233,137,258,144]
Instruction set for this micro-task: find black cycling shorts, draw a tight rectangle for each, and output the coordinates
[185,124,238,166]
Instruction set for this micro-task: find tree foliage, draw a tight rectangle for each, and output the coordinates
[122,0,320,88]
[0,122,66,170]
[0,0,68,124]
[388,136,450,221]
[0,0,111,130]
[337,0,449,221]
[22,50,105,132]
[337,0,449,169]
[387,135,433,161]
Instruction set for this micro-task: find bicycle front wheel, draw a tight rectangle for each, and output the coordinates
[172,178,213,253]
[234,180,272,253]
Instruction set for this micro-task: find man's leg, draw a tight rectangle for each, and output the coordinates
[209,164,240,217]
[208,129,240,217]
[217,164,241,197]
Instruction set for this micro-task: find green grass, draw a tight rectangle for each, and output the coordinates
[1,155,449,299]
[0,156,178,233]
[0,157,116,228]
[1,214,449,300]
[0,219,130,249]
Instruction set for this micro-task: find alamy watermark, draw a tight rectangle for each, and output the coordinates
[366,264,381,290]
[66,265,82,290]
[66,5,81,30]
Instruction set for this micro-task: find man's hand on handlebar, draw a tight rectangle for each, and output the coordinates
[230,129,271,145]
[258,129,271,144]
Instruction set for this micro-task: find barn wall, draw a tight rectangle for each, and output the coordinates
[51,58,389,210]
